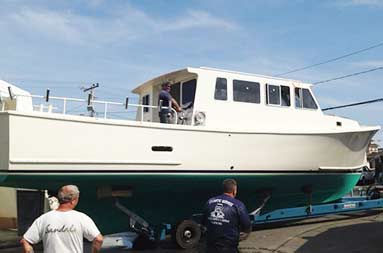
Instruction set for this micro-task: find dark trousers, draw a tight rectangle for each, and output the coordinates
[159,112,170,123]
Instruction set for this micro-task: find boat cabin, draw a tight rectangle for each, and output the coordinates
[0,67,324,130]
[133,67,321,128]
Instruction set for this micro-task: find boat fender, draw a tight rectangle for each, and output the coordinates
[194,111,206,126]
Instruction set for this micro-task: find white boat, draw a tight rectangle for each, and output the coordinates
[0,67,379,245]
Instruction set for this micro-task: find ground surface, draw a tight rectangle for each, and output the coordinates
[1,209,382,253]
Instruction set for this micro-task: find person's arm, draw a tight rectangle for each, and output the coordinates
[20,238,34,253]
[238,203,252,241]
[21,217,42,253]
[91,234,103,253]
[171,98,182,112]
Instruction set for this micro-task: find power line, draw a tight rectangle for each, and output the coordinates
[276,41,383,76]
[322,98,383,111]
[313,66,383,85]
[6,77,91,85]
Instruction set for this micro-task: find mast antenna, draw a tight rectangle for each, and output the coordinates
[82,83,99,117]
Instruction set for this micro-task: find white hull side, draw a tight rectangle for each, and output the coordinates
[0,112,376,172]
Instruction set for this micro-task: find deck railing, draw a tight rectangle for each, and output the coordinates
[0,92,178,123]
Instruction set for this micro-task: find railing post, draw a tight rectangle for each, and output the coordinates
[63,99,67,114]
[141,105,144,122]
[171,108,178,124]
[104,103,108,119]
[0,97,4,111]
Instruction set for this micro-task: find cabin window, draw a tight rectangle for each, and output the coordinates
[266,84,290,107]
[142,94,150,113]
[170,82,180,106]
[302,88,318,109]
[267,84,280,105]
[182,79,196,108]
[281,86,291,106]
[214,78,227,100]
[295,88,302,108]
[233,80,260,104]
[295,88,318,109]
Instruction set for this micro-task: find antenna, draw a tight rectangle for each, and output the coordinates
[45,89,50,102]
[7,87,14,100]
[82,83,99,117]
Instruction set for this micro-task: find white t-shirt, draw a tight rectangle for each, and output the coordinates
[23,210,100,253]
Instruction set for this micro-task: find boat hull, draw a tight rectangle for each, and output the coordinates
[0,111,376,172]
[0,111,373,233]
[0,171,361,233]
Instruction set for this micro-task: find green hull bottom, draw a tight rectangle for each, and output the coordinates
[0,172,360,234]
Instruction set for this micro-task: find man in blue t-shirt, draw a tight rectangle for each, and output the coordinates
[203,179,251,253]
[158,82,181,123]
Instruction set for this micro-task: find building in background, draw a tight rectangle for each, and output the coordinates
[368,141,379,154]
[0,187,17,229]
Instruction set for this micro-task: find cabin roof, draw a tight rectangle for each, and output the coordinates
[132,67,311,94]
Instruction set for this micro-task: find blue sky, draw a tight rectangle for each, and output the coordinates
[1,0,383,141]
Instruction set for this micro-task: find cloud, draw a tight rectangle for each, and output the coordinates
[334,0,383,7]
[0,4,238,46]
[160,10,238,31]
[7,8,84,44]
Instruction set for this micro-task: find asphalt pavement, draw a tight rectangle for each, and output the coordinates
[1,209,383,253]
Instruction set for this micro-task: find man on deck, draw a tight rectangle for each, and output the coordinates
[158,81,181,123]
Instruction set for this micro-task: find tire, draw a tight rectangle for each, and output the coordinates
[173,219,201,249]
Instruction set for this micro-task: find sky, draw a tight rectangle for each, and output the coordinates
[1,0,383,141]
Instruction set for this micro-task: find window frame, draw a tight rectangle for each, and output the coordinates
[214,77,228,101]
[266,83,291,107]
[232,79,261,104]
[142,94,150,113]
[294,87,318,110]
[181,78,197,107]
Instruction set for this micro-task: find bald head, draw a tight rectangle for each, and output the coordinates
[57,185,80,204]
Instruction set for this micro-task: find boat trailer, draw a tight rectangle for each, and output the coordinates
[252,196,383,225]
[107,186,383,250]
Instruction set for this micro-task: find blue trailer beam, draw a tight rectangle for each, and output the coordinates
[252,197,383,224]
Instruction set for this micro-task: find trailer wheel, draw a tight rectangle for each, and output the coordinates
[173,219,201,249]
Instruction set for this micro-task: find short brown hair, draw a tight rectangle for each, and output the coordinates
[161,81,171,87]
[223,179,237,193]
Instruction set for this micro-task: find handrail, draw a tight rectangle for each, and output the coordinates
[0,97,4,111]
[1,93,178,123]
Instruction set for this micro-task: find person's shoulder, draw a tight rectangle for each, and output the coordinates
[229,197,245,207]
[207,194,223,202]
[234,199,248,210]
[72,210,94,220]
[33,210,57,223]
[71,209,86,216]
[40,210,56,218]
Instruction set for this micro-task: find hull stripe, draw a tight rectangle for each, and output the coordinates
[0,169,362,174]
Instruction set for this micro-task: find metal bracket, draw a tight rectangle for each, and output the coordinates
[250,193,271,216]
[114,198,153,237]
[302,185,313,215]
[7,86,14,100]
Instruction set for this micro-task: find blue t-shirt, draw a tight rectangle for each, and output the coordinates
[204,194,251,248]
[158,90,172,113]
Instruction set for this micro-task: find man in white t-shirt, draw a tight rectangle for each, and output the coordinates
[20,185,103,253]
